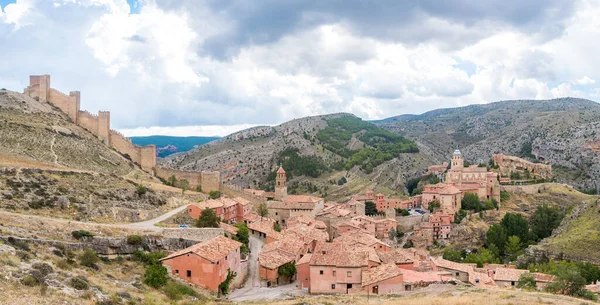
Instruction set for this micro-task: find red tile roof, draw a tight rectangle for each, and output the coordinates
[362,263,403,286]
[277,167,286,174]
[258,249,295,270]
[161,235,241,263]
[493,267,528,282]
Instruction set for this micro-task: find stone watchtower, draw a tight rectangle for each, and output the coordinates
[451,147,464,169]
[274,166,287,201]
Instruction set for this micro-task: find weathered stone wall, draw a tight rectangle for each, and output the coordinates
[155,167,202,188]
[221,184,263,205]
[492,154,552,179]
[110,129,142,163]
[98,111,111,145]
[48,88,80,122]
[77,110,100,136]
[201,171,222,193]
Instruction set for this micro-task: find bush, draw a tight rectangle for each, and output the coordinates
[72,230,94,239]
[32,263,54,277]
[79,248,99,268]
[195,185,203,192]
[162,281,199,300]
[56,259,72,270]
[135,184,148,196]
[208,190,222,199]
[500,190,510,202]
[143,264,168,288]
[132,250,166,266]
[70,276,89,290]
[517,273,537,290]
[21,275,38,286]
[126,235,144,245]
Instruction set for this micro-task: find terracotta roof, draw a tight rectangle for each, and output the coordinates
[277,167,286,174]
[493,268,528,282]
[233,197,250,206]
[334,231,389,249]
[439,185,461,194]
[284,195,323,204]
[431,257,475,274]
[401,269,443,283]
[244,213,262,223]
[221,197,239,208]
[316,203,353,218]
[161,235,241,263]
[283,224,329,244]
[262,238,305,256]
[192,199,223,210]
[248,217,278,235]
[296,253,312,265]
[219,222,239,235]
[258,249,295,270]
[268,200,317,210]
[310,242,378,267]
[586,284,599,293]
[532,272,555,283]
[362,263,403,286]
[244,188,265,196]
[377,249,414,265]
[469,270,495,286]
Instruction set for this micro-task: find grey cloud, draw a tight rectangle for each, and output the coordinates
[125,34,147,43]
[158,0,577,59]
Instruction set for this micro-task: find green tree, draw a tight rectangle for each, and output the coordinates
[454,209,467,224]
[179,179,189,194]
[143,264,168,288]
[442,249,465,262]
[517,272,537,290]
[485,224,508,255]
[546,264,587,296]
[461,193,482,211]
[464,247,499,268]
[483,199,495,210]
[500,190,510,202]
[428,200,440,212]
[505,235,523,262]
[208,190,222,199]
[365,201,378,216]
[233,223,250,255]
[531,204,564,241]
[258,202,269,217]
[278,261,297,283]
[195,208,220,228]
[78,249,99,268]
[500,213,530,243]
[273,222,281,232]
[168,175,177,186]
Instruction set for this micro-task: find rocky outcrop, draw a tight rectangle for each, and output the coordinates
[492,154,552,179]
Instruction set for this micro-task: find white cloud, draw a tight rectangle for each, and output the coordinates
[1,0,599,137]
[573,76,596,85]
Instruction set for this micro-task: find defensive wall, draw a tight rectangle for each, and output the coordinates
[23,74,223,191]
[154,166,221,193]
[221,183,265,205]
[492,154,552,179]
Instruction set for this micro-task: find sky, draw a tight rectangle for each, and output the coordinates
[1,0,600,137]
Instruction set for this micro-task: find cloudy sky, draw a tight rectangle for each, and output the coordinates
[1,0,599,137]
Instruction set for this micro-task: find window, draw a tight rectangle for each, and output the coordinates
[186,270,191,277]
[320,270,324,275]
[333,271,336,276]
[511,281,515,286]
[347,271,352,277]
[455,272,459,276]
[175,269,179,274]
[331,284,335,290]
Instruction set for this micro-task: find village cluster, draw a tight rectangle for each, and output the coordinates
[157,149,560,296]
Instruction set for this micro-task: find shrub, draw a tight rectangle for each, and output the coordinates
[162,281,198,300]
[126,235,144,245]
[195,208,220,228]
[500,190,510,202]
[135,184,148,196]
[70,276,89,290]
[143,264,168,288]
[21,275,38,286]
[195,185,203,192]
[56,259,72,270]
[79,248,99,268]
[32,263,54,277]
[517,273,537,290]
[72,230,94,239]
[208,190,222,199]
[132,250,166,266]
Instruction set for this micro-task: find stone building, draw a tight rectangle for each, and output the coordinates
[187,197,250,223]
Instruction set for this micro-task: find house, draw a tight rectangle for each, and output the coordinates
[267,196,325,226]
[307,242,381,294]
[160,235,242,292]
[351,191,422,212]
[258,242,299,287]
[187,197,250,223]
[342,215,397,240]
[362,263,404,295]
[247,217,281,241]
[333,231,391,252]
[421,184,462,214]
[296,253,312,291]
[377,249,416,270]
[431,257,475,283]
[492,267,555,288]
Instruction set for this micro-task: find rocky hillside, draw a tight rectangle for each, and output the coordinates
[375,98,600,191]
[161,113,430,200]
[0,89,133,175]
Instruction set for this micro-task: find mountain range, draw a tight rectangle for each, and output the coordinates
[130,135,220,158]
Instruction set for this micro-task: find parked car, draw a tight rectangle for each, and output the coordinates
[178,224,190,228]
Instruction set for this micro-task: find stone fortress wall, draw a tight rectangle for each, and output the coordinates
[492,154,553,179]
[23,74,221,192]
